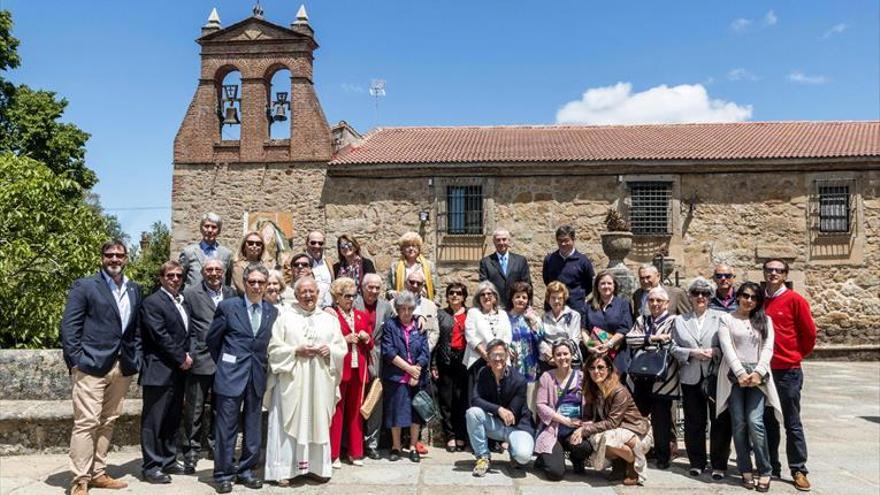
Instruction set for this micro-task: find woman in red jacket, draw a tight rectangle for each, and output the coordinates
[329,277,373,467]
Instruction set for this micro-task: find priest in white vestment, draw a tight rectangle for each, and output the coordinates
[264,277,347,482]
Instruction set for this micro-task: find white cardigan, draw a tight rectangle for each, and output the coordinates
[462,307,512,369]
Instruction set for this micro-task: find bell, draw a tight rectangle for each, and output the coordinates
[271,102,287,122]
[222,106,240,125]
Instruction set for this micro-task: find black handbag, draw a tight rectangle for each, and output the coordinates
[412,389,438,423]
[628,344,670,381]
[701,359,718,403]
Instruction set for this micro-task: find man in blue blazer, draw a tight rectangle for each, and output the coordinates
[61,239,143,495]
[207,264,278,493]
[139,260,192,484]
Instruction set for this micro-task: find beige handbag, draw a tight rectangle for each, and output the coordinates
[359,377,383,419]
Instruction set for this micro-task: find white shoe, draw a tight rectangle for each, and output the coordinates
[351,458,364,467]
[332,458,342,469]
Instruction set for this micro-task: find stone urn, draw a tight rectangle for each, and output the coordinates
[600,231,633,268]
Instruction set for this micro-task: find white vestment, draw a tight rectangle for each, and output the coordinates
[264,304,346,480]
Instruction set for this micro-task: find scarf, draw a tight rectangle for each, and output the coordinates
[393,255,435,300]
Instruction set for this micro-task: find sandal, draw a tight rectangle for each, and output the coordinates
[756,476,770,493]
[446,440,457,453]
[742,473,756,490]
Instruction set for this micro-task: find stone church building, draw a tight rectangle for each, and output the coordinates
[171,7,880,351]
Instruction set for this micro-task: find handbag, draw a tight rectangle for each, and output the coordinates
[701,359,718,403]
[628,344,670,381]
[411,389,438,423]
[359,377,383,419]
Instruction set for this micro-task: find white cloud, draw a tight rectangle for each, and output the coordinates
[730,18,752,32]
[764,10,778,26]
[555,82,753,125]
[340,83,367,94]
[788,71,828,85]
[727,68,759,81]
[822,23,848,39]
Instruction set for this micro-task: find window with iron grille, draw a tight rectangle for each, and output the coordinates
[628,182,672,235]
[446,185,483,235]
[818,184,850,233]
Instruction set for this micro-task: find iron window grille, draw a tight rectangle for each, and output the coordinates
[628,182,672,235]
[814,181,853,234]
[446,185,483,235]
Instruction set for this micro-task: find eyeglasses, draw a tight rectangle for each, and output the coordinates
[714,273,734,280]
[102,252,126,259]
[764,267,787,274]
[448,290,463,296]
[245,240,263,247]
[338,242,353,250]
[204,267,223,273]
[165,273,183,280]
[407,280,424,286]
[292,262,310,268]
[587,365,608,372]
[480,292,496,298]
[309,240,325,246]
[247,279,266,286]
[342,293,356,300]
[690,291,711,298]
[647,298,667,303]
[739,293,758,301]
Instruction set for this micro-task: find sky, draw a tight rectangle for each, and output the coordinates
[4,0,879,242]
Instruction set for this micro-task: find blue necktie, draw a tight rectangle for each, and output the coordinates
[500,255,508,276]
[249,304,261,335]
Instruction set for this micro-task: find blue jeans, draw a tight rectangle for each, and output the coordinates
[465,407,534,465]
[728,383,771,475]
[764,368,808,475]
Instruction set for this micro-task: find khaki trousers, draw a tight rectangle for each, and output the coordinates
[69,361,132,484]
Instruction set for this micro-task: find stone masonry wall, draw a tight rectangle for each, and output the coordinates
[171,166,878,347]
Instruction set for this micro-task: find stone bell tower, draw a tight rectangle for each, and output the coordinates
[171,4,332,252]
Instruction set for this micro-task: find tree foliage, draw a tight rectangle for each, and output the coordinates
[0,153,111,348]
[127,221,171,295]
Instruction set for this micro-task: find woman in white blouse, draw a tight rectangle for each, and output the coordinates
[463,281,512,401]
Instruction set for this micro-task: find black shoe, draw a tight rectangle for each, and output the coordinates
[366,447,381,460]
[237,475,263,489]
[389,449,401,462]
[143,471,172,484]
[215,480,233,493]
[162,462,186,475]
[656,460,671,470]
[183,461,197,475]
[409,449,421,463]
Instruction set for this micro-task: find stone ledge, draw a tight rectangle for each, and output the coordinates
[0,350,141,400]
[0,399,142,421]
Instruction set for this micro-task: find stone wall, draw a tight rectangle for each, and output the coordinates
[170,165,879,347]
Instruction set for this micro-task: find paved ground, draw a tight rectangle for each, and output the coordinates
[1,361,878,495]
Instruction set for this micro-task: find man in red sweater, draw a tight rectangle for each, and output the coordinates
[762,259,816,492]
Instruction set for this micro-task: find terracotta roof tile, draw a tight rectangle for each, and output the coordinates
[330,121,880,165]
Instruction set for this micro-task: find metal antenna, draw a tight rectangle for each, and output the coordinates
[369,79,386,127]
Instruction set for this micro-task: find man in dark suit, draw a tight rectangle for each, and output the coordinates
[180,258,236,474]
[631,264,691,317]
[478,229,532,309]
[354,273,394,459]
[139,261,192,484]
[207,264,278,493]
[61,239,143,495]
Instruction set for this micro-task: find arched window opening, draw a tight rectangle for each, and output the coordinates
[268,69,291,140]
[219,70,242,141]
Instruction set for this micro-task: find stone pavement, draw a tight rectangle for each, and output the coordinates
[1,361,877,495]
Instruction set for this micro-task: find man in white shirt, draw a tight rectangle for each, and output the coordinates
[306,231,334,308]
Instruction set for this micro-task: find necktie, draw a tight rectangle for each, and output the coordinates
[250,303,261,335]
[500,255,508,276]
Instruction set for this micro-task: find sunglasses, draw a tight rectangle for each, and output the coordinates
[407,280,425,286]
[480,292,496,298]
[764,267,787,274]
[714,273,734,280]
[342,293,356,300]
[488,352,507,361]
[247,279,266,286]
[246,240,263,247]
[690,291,711,298]
[165,273,183,280]
[448,290,464,296]
[587,365,608,372]
[739,293,759,301]
[309,241,325,246]
[338,242,353,250]
[292,262,310,268]
[103,252,126,259]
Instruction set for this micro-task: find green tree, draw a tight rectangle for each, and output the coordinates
[127,221,171,295]
[0,153,112,348]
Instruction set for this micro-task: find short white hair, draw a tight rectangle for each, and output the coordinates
[639,264,659,275]
[362,273,382,288]
[647,286,669,301]
[201,212,223,230]
[492,229,510,238]
[293,276,317,293]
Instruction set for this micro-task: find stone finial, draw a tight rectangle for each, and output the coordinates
[294,5,309,24]
[290,4,314,36]
[253,1,264,19]
[201,7,222,35]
